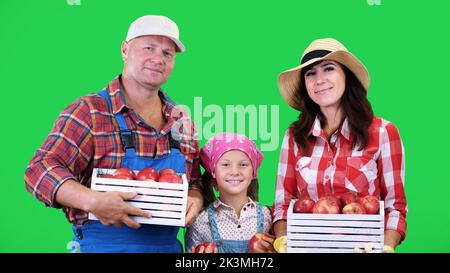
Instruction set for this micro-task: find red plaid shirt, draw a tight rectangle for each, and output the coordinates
[25,75,201,226]
[273,116,407,240]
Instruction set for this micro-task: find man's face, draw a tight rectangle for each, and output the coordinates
[122,35,176,90]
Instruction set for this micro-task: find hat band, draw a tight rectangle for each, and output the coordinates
[301,50,331,64]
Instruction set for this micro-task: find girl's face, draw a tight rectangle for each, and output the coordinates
[304,60,346,112]
[213,150,254,198]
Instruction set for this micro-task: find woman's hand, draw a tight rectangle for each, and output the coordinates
[273,236,287,253]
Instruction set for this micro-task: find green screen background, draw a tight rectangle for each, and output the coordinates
[1,0,449,253]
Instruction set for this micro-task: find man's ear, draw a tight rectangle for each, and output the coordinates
[121,41,129,61]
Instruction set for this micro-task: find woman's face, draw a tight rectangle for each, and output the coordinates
[304,60,346,111]
[213,150,253,198]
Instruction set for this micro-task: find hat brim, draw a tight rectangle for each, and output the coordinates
[160,35,185,53]
[278,51,370,110]
[127,34,186,52]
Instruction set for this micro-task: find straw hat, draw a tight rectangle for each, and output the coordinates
[277,38,370,110]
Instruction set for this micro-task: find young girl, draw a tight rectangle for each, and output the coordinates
[185,133,274,253]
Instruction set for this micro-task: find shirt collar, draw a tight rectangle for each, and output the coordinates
[106,75,176,119]
[340,118,351,141]
[308,115,351,141]
[212,197,256,209]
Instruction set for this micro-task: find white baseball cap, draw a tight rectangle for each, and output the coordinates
[125,15,185,52]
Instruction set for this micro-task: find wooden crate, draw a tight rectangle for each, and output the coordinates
[287,199,384,253]
[88,168,188,227]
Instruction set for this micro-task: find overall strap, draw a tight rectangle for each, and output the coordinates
[207,203,222,243]
[256,203,264,233]
[98,90,135,158]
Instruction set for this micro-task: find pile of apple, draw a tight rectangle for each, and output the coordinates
[99,167,182,184]
[293,192,379,215]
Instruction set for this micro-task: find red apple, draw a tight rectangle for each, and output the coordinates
[329,195,343,210]
[158,173,183,184]
[136,167,160,181]
[293,197,315,213]
[342,202,367,214]
[159,168,177,176]
[194,242,217,253]
[337,192,358,206]
[113,168,136,180]
[248,233,275,253]
[358,195,380,214]
[312,196,341,214]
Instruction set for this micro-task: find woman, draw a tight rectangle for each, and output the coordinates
[272,38,407,253]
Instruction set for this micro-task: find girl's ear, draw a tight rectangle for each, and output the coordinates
[212,178,218,190]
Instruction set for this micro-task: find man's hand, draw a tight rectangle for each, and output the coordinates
[89,191,151,229]
[185,188,204,227]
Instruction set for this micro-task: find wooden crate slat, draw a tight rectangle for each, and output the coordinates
[288,240,383,249]
[288,219,383,228]
[92,177,186,191]
[287,247,382,253]
[88,213,184,226]
[287,212,382,221]
[131,216,184,226]
[141,210,184,219]
[127,201,185,212]
[132,194,186,204]
[287,233,383,242]
[92,185,186,198]
[287,225,384,235]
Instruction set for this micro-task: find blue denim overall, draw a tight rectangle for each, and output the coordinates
[207,202,264,253]
[71,90,186,253]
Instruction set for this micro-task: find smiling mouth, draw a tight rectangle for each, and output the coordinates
[144,67,163,73]
[315,87,332,94]
[225,179,244,185]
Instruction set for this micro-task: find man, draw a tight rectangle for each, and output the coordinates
[24,15,203,253]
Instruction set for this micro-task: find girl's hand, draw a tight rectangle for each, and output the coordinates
[191,243,218,253]
[249,233,276,253]
[259,235,276,253]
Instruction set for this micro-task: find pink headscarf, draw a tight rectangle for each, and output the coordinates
[199,133,264,179]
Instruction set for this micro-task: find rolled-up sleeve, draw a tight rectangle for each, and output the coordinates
[378,122,407,241]
[24,98,93,208]
[273,127,299,223]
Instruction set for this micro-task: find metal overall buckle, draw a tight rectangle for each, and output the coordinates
[120,130,135,149]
